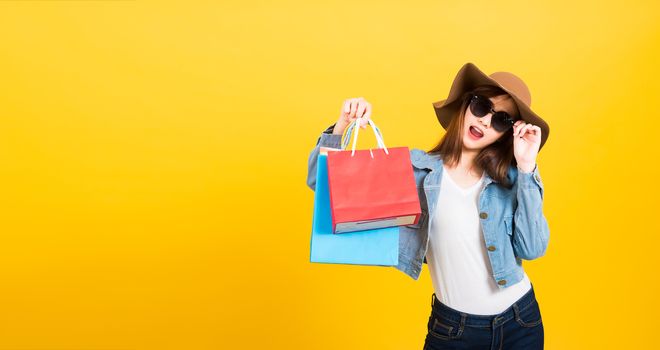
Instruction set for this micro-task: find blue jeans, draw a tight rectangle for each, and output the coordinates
[423,285,544,350]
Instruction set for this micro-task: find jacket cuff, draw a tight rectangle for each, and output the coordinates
[517,163,544,192]
[322,122,337,134]
[319,132,342,149]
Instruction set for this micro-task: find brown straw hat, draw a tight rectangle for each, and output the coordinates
[432,62,550,150]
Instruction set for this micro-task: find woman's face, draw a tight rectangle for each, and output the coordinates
[462,94,517,151]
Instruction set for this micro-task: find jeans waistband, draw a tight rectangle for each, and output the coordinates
[431,284,537,328]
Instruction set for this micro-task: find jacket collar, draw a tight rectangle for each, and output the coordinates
[409,148,517,186]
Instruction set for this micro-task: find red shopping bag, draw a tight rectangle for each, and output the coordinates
[326,118,421,233]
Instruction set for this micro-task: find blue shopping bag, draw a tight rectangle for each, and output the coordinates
[310,153,399,265]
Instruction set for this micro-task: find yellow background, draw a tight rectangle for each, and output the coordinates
[0,1,658,349]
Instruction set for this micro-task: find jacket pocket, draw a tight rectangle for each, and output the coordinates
[504,215,514,236]
[504,215,524,265]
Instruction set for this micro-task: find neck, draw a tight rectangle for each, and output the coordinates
[452,148,483,177]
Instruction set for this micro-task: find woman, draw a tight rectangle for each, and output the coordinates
[306,62,550,349]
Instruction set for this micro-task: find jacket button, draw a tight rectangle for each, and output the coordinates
[498,280,507,285]
[487,245,496,251]
[479,212,488,219]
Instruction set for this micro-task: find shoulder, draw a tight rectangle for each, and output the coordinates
[409,147,443,162]
[409,148,442,171]
[409,148,427,160]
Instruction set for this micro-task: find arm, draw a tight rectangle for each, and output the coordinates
[512,163,550,260]
[306,123,343,191]
[307,97,372,190]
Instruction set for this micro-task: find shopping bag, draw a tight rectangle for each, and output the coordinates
[310,152,399,266]
[326,118,421,233]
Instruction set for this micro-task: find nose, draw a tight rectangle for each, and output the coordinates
[479,113,492,128]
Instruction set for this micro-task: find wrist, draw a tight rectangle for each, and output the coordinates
[332,121,348,135]
[517,162,536,173]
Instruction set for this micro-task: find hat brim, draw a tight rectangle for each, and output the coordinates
[432,62,549,151]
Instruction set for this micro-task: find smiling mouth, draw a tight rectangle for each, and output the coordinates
[469,125,484,138]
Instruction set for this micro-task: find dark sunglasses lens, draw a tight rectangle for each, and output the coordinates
[469,96,491,117]
[492,112,514,132]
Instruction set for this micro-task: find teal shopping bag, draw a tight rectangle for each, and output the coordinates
[310,153,399,265]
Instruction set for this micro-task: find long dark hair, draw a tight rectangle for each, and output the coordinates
[428,85,519,188]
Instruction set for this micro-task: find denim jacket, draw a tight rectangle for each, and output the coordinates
[306,125,550,288]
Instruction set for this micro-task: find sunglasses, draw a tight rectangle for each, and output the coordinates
[468,94,517,132]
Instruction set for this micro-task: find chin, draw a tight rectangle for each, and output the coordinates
[463,134,483,150]
[462,140,482,151]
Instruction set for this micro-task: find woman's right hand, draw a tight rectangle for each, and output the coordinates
[333,97,372,135]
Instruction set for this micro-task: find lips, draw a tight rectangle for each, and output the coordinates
[469,125,484,138]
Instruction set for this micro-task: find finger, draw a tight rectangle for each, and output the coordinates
[349,99,358,119]
[343,100,351,115]
[518,124,530,137]
[518,124,533,138]
[363,102,372,122]
[513,121,524,136]
[513,120,525,131]
[356,101,367,119]
[528,125,542,142]
[356,103,367,128]
[513,121,526,136]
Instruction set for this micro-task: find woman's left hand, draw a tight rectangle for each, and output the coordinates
[512,120,541,173]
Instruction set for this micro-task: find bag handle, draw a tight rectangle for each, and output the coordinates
[340,117,389,157]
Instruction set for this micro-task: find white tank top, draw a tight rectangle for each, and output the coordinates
[425,165,531,315]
